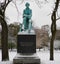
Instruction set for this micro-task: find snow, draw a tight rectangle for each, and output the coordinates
[0,49,17,64]
[0,49,60,64]
[37,49,60,64]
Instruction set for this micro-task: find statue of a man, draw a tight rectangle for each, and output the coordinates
[20,2,32,32]
[23,2,32,30]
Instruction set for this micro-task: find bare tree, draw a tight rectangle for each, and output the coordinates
[0,0,24,61]
[0,0,12,61]
[50,0,60,60]
[35,0,60,60]
[0,16,9,61]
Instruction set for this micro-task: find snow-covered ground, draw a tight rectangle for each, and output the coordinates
[37,49,60,64]
[0,49,60,64]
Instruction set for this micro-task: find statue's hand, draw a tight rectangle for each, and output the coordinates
[29,19,32,22]
[23,14,28,17]
[23,14,31,19]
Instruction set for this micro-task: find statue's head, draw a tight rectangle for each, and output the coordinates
[25,2,30,8]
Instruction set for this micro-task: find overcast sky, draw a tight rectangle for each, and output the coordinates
[1,0,60,28]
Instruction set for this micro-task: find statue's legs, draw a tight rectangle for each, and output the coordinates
[28,20,32,33]
[26,18,29,29]
[23,18,29,31]
[23,18,26,30]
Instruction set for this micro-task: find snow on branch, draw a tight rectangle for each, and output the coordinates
[56,17,60,20]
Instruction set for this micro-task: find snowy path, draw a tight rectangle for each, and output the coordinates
[0,49,60,64]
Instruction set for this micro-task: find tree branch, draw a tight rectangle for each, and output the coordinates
[56,17,60,20]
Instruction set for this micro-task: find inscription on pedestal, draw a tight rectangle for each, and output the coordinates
[17,32,36,53]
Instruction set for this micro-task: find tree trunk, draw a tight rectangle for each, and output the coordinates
[0,0,12,61]
[0,16,9,61]
[50,0,59,60]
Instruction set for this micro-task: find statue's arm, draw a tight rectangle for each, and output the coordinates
[23,9,32,18]
[30,10,32,17]
[23,10,27,18]
[23,10,25,18]
[28,10,32,19]
[23,10,28,17]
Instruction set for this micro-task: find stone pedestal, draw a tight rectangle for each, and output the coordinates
[13,31,40,64]
[13,53,40,64]
[17,31,36,53]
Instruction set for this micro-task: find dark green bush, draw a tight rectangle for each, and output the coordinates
[8,42,17,49]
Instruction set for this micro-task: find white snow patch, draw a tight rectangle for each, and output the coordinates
[0,49,60,64]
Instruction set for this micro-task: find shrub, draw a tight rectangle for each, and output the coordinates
[8,42,17,49]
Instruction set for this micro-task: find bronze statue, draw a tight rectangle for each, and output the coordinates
[19,2,32,33]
